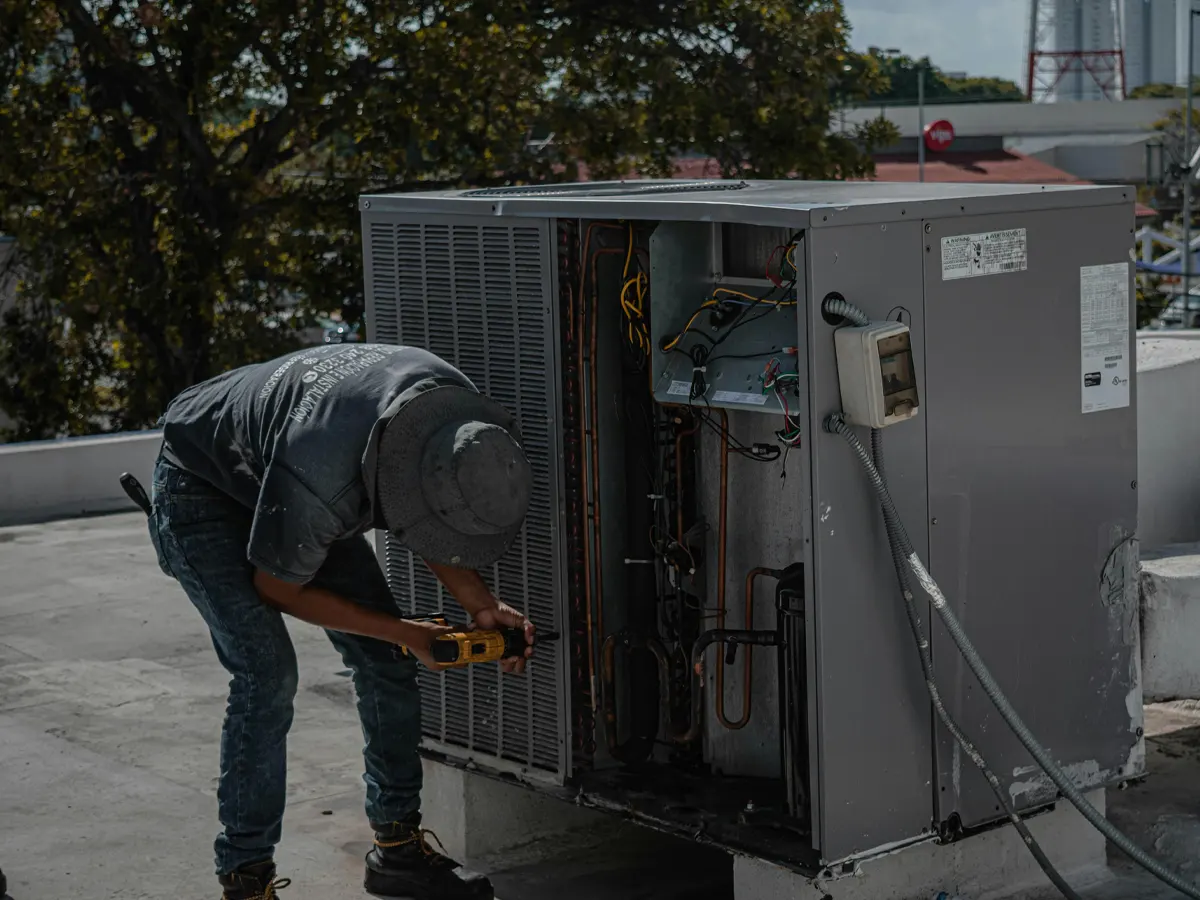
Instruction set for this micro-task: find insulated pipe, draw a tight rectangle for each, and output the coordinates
[827,413,1200,900]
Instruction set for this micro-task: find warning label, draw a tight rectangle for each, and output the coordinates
[712,390,769,407]
[1080,262,1131,414]
[941,228,1028,281]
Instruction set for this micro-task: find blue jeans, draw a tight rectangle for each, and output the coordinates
[147,456,423,875]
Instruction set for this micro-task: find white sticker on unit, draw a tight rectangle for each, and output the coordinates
[666,380,692,397]
[1080,262,1131,414]
[712,390,769,406]
[941,228,1028,281]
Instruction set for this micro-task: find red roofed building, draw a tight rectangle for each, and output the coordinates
[664,145,1157,219]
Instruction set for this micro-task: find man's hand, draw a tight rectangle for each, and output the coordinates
[424,562,536,674]
[471,600,535,674]
[402,619,460,671]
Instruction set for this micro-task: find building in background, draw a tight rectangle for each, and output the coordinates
[1037,0,1200,99]
[1045,0,1123,101]
[841,97,1174,183]
[1122,0,1193,90]
[1028,0,1126,102]
[1123,0,1200,91]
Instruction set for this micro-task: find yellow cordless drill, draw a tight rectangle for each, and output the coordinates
[412,617,560,668]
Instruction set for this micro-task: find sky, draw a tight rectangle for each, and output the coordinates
[843,0,1029,83]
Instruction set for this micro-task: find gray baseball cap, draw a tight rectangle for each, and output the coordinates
[370,379,532,568]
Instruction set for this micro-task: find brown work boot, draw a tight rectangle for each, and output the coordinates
[218,860,290,900]
[365,813,493,899]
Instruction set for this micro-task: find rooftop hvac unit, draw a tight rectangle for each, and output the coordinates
[359,180,1143,869]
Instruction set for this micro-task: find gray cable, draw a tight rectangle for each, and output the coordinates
[826,413,1200,899]
[871,429,1083,900]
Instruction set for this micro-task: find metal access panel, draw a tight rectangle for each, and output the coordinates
[361,212,571,783]
[806,221,935,862]
[921,204,1142,828]
[649,222,802,415]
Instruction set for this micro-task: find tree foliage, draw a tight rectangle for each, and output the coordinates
[1130,82,1194,100]
[862,49,1026,106]
[0,0,896,440]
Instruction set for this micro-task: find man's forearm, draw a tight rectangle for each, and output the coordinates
[252,572,423,647]
[425,562,497,617]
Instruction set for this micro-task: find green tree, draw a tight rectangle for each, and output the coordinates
[0,0,897,440]
[863,50,1026,105]
[1130,82,1192,99]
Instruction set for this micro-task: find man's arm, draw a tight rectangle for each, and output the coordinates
[252,569,452,669]
[424,561,535,674]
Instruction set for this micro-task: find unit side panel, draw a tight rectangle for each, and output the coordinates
[922,205,1141,828]
[360,211,570,783]
[806,222,934,862]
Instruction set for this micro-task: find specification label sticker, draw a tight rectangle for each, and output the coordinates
[941,228,1028,280]
[666,380,692,397]
[712,390,769,406]
[1080,262,1131,414]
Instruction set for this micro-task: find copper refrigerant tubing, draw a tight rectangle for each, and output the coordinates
[713,410,736,729]
[723,567,784,728]
[575,222,628,717]
[588,246,624,653]
[711,410,779,731]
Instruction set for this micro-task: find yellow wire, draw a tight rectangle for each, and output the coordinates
[623,222,634,280]
[712,287,759,303]
[663,300,718,351]
[617,223,650,353]
[712,287,797,308]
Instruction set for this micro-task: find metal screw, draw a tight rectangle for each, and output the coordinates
[1131,480,1138,489]
[924,223,933,234]
[363,200,371,209]
[881,224,888,232]
[1136,726,1145,738]
[931,517,939,525]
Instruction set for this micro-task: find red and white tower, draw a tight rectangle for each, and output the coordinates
[1026,0,1126,102]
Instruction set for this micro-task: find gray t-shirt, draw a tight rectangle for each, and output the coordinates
[159,343,473,583]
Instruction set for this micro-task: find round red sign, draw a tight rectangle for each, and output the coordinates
[924,119,955,152]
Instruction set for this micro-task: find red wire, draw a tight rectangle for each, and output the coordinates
[765,245,785,288]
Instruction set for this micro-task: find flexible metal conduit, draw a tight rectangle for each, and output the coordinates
[826,410,1200,899]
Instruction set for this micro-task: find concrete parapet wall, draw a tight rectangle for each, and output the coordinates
[1137,332,1200,551]
[0,431,160,526]
[1141,544,1200,702]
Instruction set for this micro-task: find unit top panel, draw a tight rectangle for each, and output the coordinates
[360,179,1132,229]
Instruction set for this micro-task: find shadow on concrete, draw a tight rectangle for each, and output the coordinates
[489,823,734,900]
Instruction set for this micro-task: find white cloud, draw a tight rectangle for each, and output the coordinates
[843,0,1029,83]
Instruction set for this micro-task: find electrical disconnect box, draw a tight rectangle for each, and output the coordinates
[359,180,1142,871]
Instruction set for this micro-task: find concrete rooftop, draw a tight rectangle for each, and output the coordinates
[1,512,1198,900]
